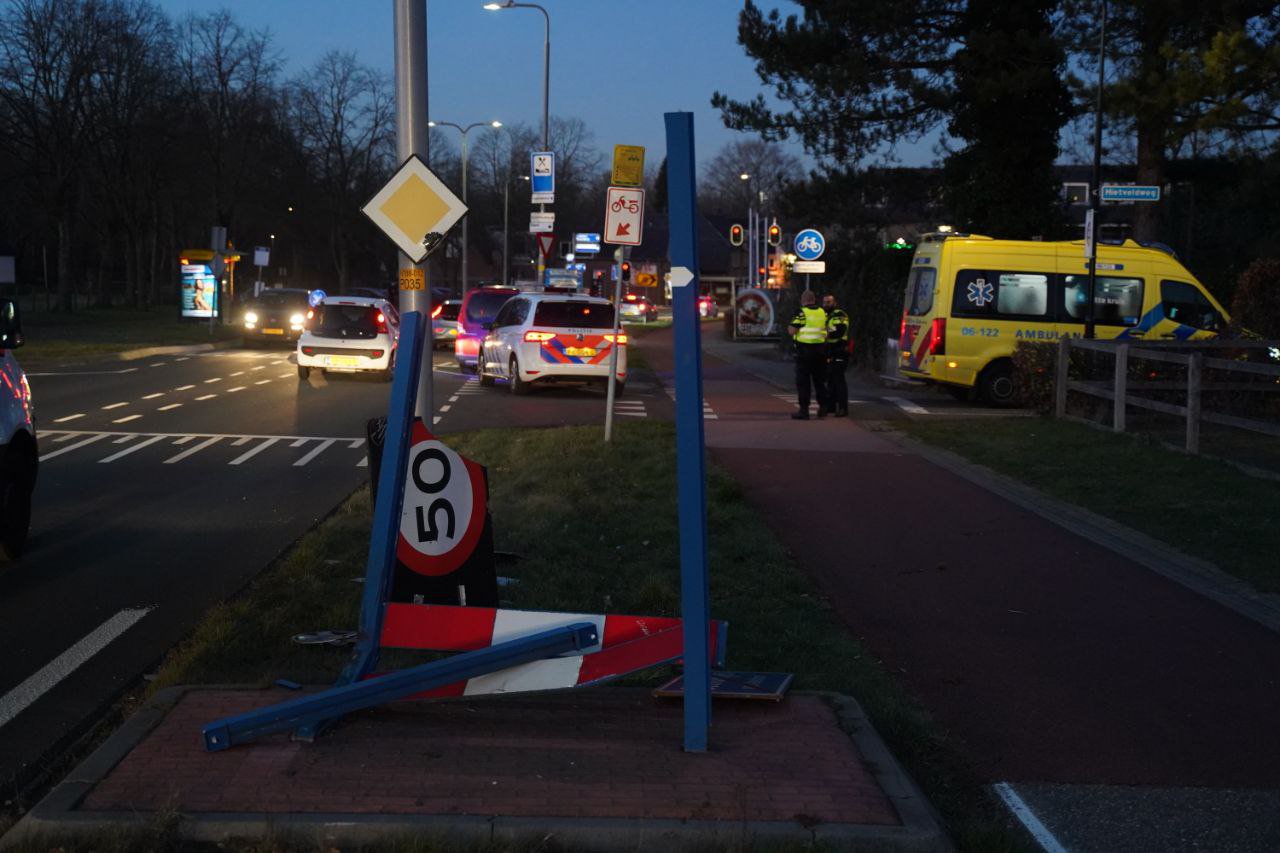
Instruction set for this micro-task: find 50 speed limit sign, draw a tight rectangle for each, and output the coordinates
[396,421,488,576]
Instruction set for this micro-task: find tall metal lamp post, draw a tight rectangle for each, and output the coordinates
[739,172,753,288]
[483,0,550,279]
[429,119,502,294]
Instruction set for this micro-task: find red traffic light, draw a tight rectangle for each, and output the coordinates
[620,261,631,281]
[729,224,744,246]
[767,224,781,246]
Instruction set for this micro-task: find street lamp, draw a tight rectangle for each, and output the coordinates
[484,0,550,279]
[739,173,755,288]
[429,119,503,294]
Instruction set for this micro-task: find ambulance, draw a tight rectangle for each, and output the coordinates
[898,234,1230,405]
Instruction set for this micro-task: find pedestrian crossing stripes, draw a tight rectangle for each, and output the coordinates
[39,430,369,469]
[659,387,717,419]
[613,399,647,418]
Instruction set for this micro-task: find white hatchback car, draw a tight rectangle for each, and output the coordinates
[0,299,36,559]
[478,293,627,395]
[296,296,399,381]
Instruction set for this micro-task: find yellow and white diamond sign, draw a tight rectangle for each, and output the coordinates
[362,154,467,263]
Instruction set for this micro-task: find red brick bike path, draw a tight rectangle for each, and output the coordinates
[639,326,1280,788]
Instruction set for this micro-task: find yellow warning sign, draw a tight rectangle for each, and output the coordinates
[398,267,425,291]
[612,145,646,187]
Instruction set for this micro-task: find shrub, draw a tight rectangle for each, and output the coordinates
[1230,258,1280,338]
[1011,340,1057,412]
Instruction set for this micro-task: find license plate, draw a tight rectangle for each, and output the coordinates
[326,355,360,368]
[564,346,597,357]
[263,328,284,335]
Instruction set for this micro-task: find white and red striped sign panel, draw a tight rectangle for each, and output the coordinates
[377,603,726,697]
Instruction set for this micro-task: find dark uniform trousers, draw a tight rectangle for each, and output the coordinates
[827,344,849,413]
[795,342,828,413]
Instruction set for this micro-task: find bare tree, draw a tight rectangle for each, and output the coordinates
[701,138,803,217]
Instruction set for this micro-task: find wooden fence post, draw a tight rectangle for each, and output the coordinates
[1114,344,1128,433]
[1186,352,1202,454]
[1055,338,1070,418]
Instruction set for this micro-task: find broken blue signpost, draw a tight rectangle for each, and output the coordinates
[202,308,726,751]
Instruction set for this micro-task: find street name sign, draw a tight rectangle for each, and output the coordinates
[1100,184,1160,203]
[529,211,555,232]
[573,232,601,254]
[611,145,645,187]
[531,151,555,203]
[794,260,826,274]
[794,228,825,261]
[604,186,645,246]
[363,155,467,263]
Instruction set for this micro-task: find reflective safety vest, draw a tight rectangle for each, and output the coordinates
[826,308,850,343]
[792,306,828,345]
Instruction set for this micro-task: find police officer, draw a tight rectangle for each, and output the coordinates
[823,293,850,416]
[788,290,828,419]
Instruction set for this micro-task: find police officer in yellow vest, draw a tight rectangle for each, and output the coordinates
[823,293,851,416]
[788,290,829,419]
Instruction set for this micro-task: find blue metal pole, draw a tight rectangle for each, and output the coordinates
[664,111,711,753]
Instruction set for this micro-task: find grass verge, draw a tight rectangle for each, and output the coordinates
[20,308,241,361]
[901,415,1280,594]
[33,422,1025,852]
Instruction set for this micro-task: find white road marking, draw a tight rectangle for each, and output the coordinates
[440,405,451,412]
[279,372,293,378]
[27,368,138,377]
[229,371,245,377]
[112,435,136,444]
[433,415,442,424]
[157,403,182,411]
[53,434,78,443]
[204,377,221,384]
[232,437,252,446]
[164,435,223,464]
[251,366,265,371]
[101,402,128,411]
[175,357,189,361]
[98,435,165,463]
[112,415,143,424]
[290,438,308,448]
[173,436,195,445]
[229,437,278,466]
[0,608,152,729]
[53,414,85,423]
[175,384,195,391]
[293,439,334,467]
[254,379,271,385]
[51,428,364,442]
[887,396,929,415]
[195,394,217,401]
[141,393,164,400]
[40,433,108,460]
[149,362,164,367]
[357,457,368,468]
[272,360,286,365]
[227,386,246,393]
[993,783,1068,853]
[348,439,364,449]
[449,395,459,403]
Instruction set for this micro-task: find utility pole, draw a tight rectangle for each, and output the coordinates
[393,0,432,418]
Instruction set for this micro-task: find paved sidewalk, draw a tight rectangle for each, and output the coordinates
[637,324,1280,851]
[8,687,948,851]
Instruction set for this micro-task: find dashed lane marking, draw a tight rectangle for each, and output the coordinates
[230,371,245,377]
[53,414,85,423]
[203,377,221,384]
[0,608,152,729]
[175,384,195,391]
[149,362,164,367]
[101,402,128,411]
[157,403,182,411]
[112,415,143,424]
[164,436,223,464]
[141,393,163,400]
[175,357,189,362]
[227,386,246,393]
[254,379,271,385]
[195,394,217,401]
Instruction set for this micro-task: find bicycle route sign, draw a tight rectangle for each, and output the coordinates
[604,185,645,246]
[794,228,825,261]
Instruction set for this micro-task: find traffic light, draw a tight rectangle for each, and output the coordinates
[729,223,744,246]
[758,266,766,280]
[767,223,781,246]
[620,261,631,282]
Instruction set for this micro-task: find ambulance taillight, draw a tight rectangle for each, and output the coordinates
[930,318,946,355]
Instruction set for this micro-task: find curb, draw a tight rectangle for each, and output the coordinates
[4,687,952,853]
[115,338,243,361]
[887,430,1280,635]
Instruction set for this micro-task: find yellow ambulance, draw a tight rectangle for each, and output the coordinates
[898,234,1230,405]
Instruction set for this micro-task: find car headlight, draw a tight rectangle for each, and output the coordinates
[290,313,305,325]
[244,311,258,325]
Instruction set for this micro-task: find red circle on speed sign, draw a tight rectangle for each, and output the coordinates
[396,421,487,576]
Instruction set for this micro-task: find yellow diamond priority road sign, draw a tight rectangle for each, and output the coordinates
[362,154,467,263]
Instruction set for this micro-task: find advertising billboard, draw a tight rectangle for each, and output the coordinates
[734,288,778,338]
[181,263,219,319]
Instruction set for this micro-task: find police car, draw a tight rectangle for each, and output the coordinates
[0,299,35,558]
[477,293,627,395]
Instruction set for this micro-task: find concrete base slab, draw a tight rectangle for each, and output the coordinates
[5,686,950,852]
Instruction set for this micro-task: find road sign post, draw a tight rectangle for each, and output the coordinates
[664,111,711,753]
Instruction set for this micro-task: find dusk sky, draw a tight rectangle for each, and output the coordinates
[155,0,835,170]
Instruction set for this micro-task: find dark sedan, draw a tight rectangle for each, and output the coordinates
[242,288,313,343]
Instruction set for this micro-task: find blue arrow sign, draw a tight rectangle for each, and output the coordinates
[794,228,825,261]
[1100,184,1160,202]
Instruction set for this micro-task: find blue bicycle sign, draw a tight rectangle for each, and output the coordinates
[794,228,825,261]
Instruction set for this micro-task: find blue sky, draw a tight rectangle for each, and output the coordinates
[156,0,914,170]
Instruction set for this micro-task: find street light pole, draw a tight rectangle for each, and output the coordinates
[739,172,752,291]
[1086,0,1108,340]
[484,1,550,280]
[430,120,502,295]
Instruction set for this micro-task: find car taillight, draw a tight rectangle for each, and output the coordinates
[524,331,555,342]
[930,318,946,355]
[375,312,388,334]
[302,346,315,356]
[604,333,628,344]
[371,349,384,358]
[430,304,443,319]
